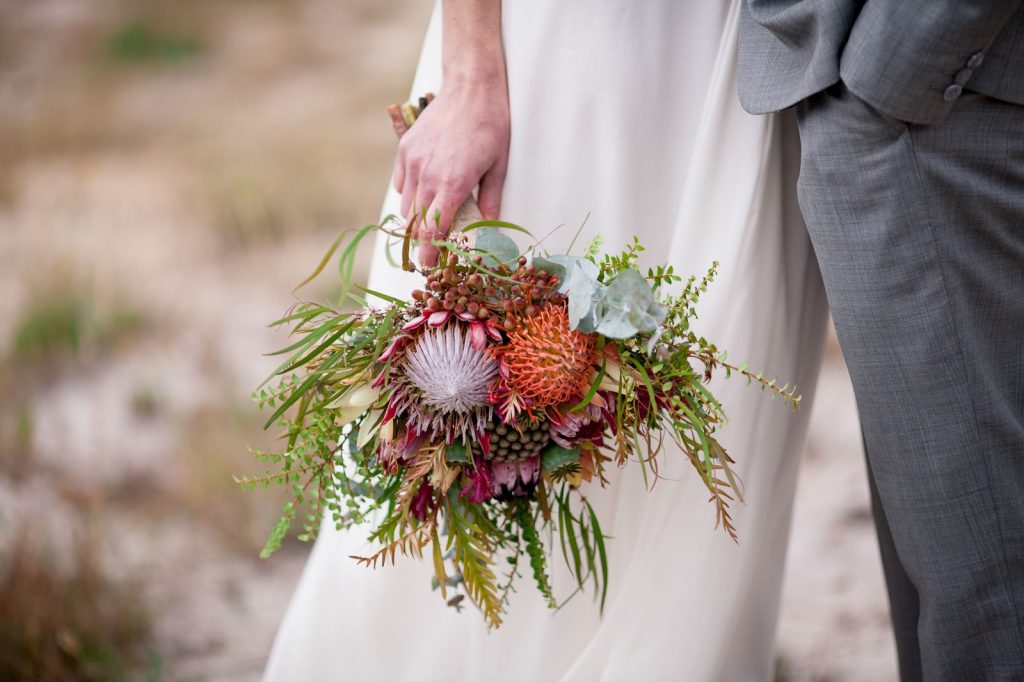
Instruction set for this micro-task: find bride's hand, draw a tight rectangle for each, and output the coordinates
[393,0,509,268]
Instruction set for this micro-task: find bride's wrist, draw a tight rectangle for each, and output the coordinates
[443,46,507,91]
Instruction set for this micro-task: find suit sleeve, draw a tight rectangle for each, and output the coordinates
[840,1,1023,125]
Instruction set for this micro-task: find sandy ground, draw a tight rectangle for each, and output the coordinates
[0,1,898,679]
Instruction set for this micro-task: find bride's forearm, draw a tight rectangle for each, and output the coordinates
[394,0,510,267]
[441,0,506,90]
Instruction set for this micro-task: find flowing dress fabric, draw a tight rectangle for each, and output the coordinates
[265,1,828,679]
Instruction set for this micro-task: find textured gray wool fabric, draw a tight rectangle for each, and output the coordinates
[796,82,1024,681]
[737,2,1024,678]
[737,0,1024,125]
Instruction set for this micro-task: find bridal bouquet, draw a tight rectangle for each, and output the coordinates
[242,98,798,629]
[245,219,798,628]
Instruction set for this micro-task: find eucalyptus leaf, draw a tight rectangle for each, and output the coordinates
[532,255,599,294]
[567,261,599,329]
[474,227,520,268]
[530,256,567,286]
[446,439,472,464]
[592,314,637,339]
[595,268,667,339]
[534,255,606,332]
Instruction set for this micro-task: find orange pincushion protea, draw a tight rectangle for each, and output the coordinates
[497,303,597,409]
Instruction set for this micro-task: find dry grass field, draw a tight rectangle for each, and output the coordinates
[0,1,896,679]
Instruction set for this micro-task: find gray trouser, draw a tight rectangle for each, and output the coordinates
[795,83,1024,680]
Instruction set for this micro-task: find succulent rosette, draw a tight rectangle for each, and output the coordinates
[246,221,799,628]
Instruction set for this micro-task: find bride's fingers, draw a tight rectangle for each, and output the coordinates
[416,199,448,270]
[411,185,436,242]
[417,216,443,268]
[433,183,469,234]
[393,141,408,193]
[393,159,405,194]
[400,163,420,220]
[418,232,440,268]
[419,176,475,267]
[478,159,507,220]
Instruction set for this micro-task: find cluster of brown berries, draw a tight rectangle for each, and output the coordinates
[411,253,491,321]
[497,256,563,331]
[410,254,562,331]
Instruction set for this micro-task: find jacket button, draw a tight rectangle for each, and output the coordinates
[954,68,973,86]
[943,84,963,102]
[967,52,985,69]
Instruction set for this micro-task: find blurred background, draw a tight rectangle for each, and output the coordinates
[0,1,897,679]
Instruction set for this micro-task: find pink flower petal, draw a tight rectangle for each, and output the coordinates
[427,311,451,327]
[382,393,400,424]
[491,461,516,489]
[378,337,404,363]
[402,315,428,332]
[518,456,540,483]
[485,321,504,341]
[458,311,477,322]
[459,459,494,503]
[468,322,487,350]
[410,481,434,521]
[401,432,426,459]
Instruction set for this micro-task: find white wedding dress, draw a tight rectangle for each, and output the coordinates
[265,1,828,679]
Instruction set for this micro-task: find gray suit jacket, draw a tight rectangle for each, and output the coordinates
[737,0,1024,125]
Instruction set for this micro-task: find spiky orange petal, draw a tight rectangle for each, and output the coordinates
[497,303,596,409]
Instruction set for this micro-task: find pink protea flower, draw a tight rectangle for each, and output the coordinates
[377,308,501,369]
[377,428,425,473]
[492,456,540,500]
[386,324,498,443]
[548,401,604,448]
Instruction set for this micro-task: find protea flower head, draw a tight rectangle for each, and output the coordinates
[386,323,498,443]
[490,303,597,419]
[492,456,540,500]
[549,402,604,449]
